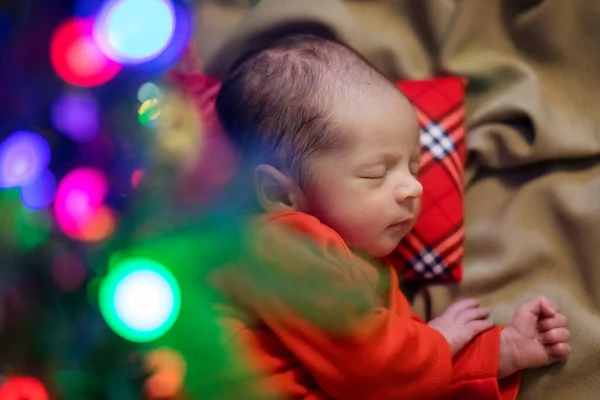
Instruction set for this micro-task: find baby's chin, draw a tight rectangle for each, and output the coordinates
[361,240,401,259]
[346,232,405,259]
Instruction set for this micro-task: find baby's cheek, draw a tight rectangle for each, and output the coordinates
[313,191,385,244]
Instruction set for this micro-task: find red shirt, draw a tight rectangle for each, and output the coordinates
[210,211,521,399]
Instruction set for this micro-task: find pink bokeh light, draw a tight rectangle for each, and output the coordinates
[54,167,116,242]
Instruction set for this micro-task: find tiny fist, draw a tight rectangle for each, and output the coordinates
[501,297,571,376]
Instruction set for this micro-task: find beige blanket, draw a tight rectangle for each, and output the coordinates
[194,1,600,398]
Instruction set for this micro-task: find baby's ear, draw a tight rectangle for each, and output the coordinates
[255,164,305,212]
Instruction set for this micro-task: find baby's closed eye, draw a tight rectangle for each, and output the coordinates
[359,168,387,180]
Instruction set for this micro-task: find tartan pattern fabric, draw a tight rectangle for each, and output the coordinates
[393,77,466,282]
[171,71,466,283]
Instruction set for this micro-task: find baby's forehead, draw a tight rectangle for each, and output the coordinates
[322,88,419,153]
[327,82,416,129]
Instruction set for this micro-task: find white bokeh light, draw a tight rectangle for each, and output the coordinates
[113,269,175,332]
[137,82,162,103]
[94,0,176,64]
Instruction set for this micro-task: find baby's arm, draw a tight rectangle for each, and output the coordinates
[436,296,570,400]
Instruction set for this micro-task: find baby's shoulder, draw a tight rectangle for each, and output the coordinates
[258,211,350,255]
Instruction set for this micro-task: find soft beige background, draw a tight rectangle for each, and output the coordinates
[193,1,600,398]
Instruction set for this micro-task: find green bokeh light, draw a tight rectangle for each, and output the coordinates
[99,257,181,343]
[138,98,161,127]
[0,188,50,251]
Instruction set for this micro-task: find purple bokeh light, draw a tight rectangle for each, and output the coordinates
[51,91,100,142]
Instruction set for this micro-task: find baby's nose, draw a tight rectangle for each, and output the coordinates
[409,178,423,199]
[397,177,423,202]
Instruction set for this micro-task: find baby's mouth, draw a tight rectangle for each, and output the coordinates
[388,218,412,230]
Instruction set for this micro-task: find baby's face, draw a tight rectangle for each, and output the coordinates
[302,85,422,258]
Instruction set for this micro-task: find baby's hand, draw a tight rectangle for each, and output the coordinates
[498,296,571,379]
[427,299,493,356]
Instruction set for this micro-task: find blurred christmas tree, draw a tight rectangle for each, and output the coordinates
[0,0,267,399]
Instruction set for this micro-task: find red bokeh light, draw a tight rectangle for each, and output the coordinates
[50,18,121,87]
[0,377,49,400]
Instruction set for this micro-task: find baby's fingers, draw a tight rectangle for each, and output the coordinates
[445,298,480,317]
[547,342,572,359]
[540,327,570,345]
[539,297,558,318]
[538,312,567,332]
[466,319,494,337]
[458,307,491,323]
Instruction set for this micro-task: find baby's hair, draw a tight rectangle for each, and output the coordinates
[215,34,387,186]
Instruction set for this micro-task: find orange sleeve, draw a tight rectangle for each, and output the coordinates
[408,304,521,399]
[441,326,521,400]
[259,300,454,400]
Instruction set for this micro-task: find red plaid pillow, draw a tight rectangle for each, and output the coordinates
[170,72,466,283]
[390,77,466,283]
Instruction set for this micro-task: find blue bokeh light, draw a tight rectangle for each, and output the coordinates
[0,131,51,189]
[94,0,176,64]
[21,170,57,209]
[134,1,193,73]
